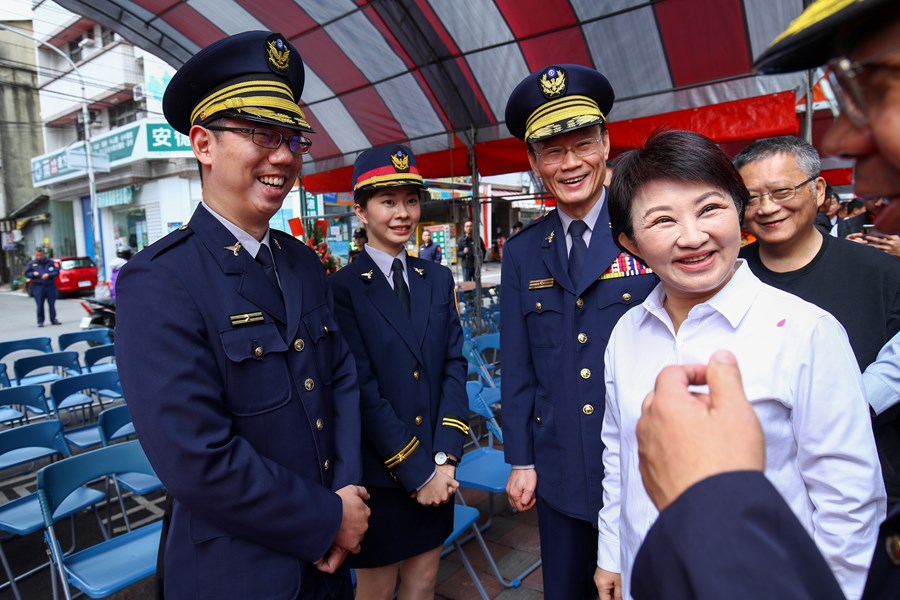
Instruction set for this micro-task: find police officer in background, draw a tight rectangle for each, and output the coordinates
[631,1,900,597]
[501,65,658,599]
[418,229,442,263]
[115,31,368,599]
[348,227,367,264]
[25,247,60,327]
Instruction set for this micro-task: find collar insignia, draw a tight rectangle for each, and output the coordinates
[360,270,374,281]
[413,267,424,277]
[390,147,410,172]
[272,238,282,250]
[545,230,555,244]
[539,66,567,99]
[225,242,242,256]
[229,311,264,326]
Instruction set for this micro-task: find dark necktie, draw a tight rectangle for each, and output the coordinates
[568,220,588,284]
[256,243,280,292]
[392,258,410,316]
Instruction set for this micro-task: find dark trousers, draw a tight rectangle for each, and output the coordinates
[536,495,599,600]
[32,283,57,325]
[462,265,475,281]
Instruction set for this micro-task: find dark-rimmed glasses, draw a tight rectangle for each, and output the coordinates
[826,45,900,127]
[747,175,817,208]
[206,125,312,155]
[534,138,603,165]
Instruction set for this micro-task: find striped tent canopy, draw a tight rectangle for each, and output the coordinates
[56,0,811,192]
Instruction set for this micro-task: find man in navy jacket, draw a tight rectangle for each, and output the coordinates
[116,31,368,599]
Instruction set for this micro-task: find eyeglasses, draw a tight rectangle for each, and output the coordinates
[534,138,603,165]
[206,125,312,155]
[825,45,900,127]
[746,175,817,208]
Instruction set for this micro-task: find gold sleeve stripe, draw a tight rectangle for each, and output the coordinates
[442,417,469,435]
[384,436,420,469]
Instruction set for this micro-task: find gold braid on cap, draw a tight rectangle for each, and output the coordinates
[524,95,604,141]
[770,0,856,46]
[190,79,311,130]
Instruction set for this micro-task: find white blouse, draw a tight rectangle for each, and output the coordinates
[597,260,886,600]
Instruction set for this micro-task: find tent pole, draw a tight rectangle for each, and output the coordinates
[801,68,814,143]
[469,129,483,326]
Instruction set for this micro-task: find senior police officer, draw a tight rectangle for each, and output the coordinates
[115,31,368,599]
[630,1,900,598]
[24,247,60,327]
[501,65,658,598]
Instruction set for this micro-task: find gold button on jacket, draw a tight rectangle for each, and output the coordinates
[577,333,588,344]
[304,378,315,391]
[415,415,424,426]
[622,292,632,302]
[413,370,420,381]
[582,404,594,415]
[315,418,324,431]
[253,346,264,358]
[575,297,584,309]
[293,339,305,352]
[580,368,591,379]
[323,459,331,471]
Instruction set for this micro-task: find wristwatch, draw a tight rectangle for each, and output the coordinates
[434,451,459,467]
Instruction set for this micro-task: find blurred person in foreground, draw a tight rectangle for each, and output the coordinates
[630,1,900,598]
[501,64,657,599]
[115,31,368,599]
[593,129,884,600]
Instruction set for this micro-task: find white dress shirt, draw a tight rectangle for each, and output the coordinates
[363,244,409,289]
[556,187,605,254]
[597,260,886,600]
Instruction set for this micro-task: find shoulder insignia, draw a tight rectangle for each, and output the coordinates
[224,242,242,257]
[413,267,424,277]
[178,224,189,231]
[360,270,374,281]
[528,277,555,290]
[229,311,264,326]
[545,230,555,244]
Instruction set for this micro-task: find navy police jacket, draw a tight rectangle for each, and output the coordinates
[633,471,899,599]
[115,205,361,599]
[24,257,58,284]
[329,250,468,492]
[501,200,657,522]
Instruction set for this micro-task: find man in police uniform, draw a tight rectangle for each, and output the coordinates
[115,31,368,599]
[631,1,900,597]
[24,247,60,327]
[501,64,658,598]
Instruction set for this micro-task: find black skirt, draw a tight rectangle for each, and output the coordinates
[347,486,454,568]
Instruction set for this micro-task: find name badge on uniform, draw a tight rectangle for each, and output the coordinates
[229,311,264,326]
[528,277,555,290]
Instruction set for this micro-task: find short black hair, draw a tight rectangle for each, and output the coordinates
[609,129,749,250]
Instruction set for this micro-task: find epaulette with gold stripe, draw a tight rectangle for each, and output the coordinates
[384,436,420,469]
[442,416,469,435]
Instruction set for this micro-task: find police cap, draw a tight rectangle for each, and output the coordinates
[754,0,896,74]
[163,31,314,136]
[352,145,426,202]
[505,64,614,143]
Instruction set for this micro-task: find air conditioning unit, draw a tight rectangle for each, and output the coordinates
[133,84,145,102]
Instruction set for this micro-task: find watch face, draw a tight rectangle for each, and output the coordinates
[435,451,448,465]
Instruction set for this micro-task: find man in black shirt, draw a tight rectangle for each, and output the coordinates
[456,220,483,281]
[735,135,900,502]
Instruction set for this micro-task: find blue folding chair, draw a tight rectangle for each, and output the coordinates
[58,329,112,352]
[50,372,123,448]
[0,421,106,600]
[83,344,116,374]
[13,352,82,387]
[0,337,53,363]
[472,332,501,387]
[453,382,541,589]
[442,504,490,600]
[0,385,54,425]
[98,405,164,531]
[38,441,163,599]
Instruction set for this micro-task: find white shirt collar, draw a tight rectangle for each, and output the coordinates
[557,186,606,236]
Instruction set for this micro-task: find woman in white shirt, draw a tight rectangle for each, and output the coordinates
[593,129,885,600]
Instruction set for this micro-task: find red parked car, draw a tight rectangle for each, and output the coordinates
[27,256,97,296]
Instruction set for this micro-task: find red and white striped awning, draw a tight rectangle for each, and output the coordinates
[55,0,811,192]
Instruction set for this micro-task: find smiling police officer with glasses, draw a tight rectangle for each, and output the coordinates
[115,31,368,600]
